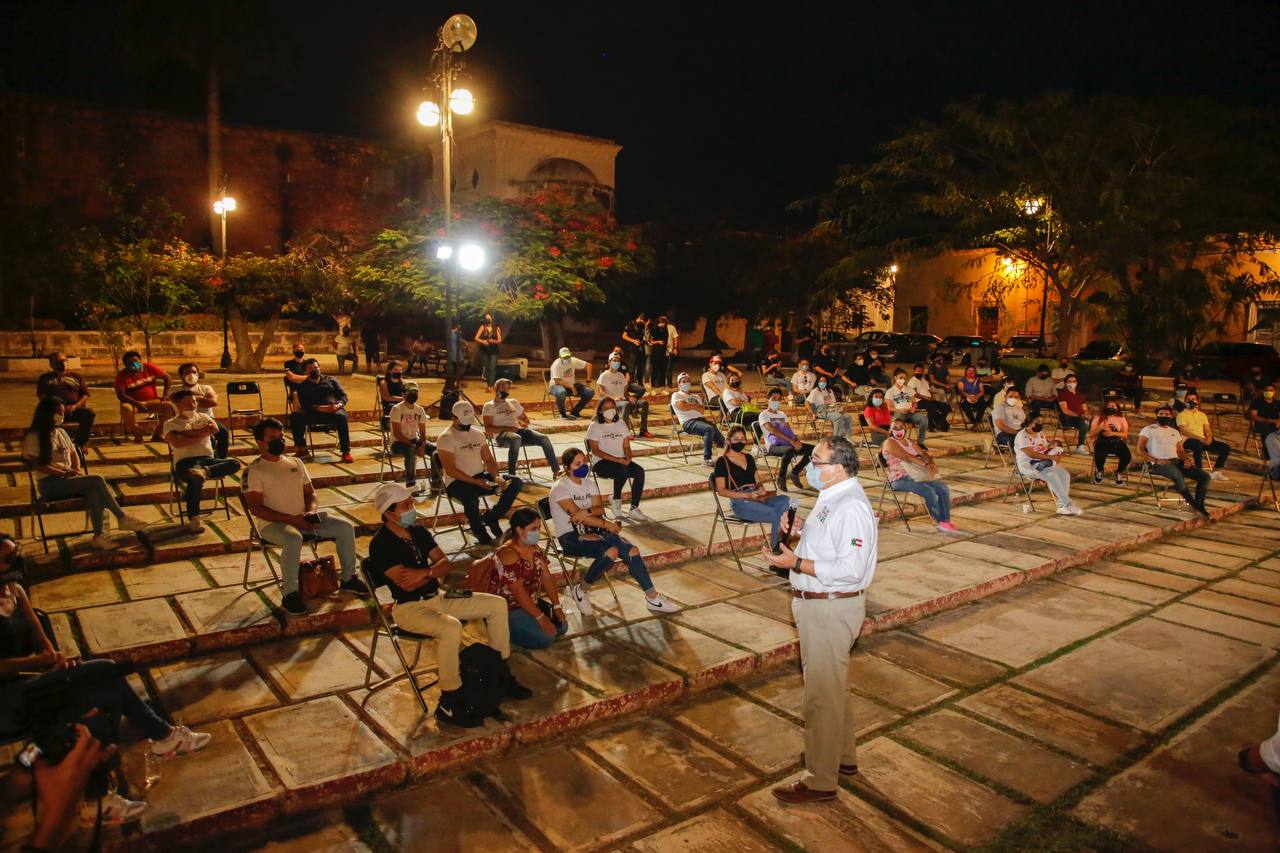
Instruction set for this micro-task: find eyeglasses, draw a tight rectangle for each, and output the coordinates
[810,459,842,466]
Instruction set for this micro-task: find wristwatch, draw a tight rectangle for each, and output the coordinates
[793,556,803,571]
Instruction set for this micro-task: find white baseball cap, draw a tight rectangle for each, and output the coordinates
[452,400,476,424]
[559,347,572,358]
[372,482,415,515]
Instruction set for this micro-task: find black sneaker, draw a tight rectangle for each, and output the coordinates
[485,515,503,540]
[340,576,370,597]
[506,675,533,701]
[434,689,483,728]
[281,592,308,616]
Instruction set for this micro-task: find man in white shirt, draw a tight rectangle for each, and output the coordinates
[388,381,438,492]
[482,378,560,479]
[886,369,929,446]
[1023,365,1058,420]
[806,379,852,438]
[908,362,951,431]
[791,360,817,405]
[990,388,1026,448]
[1139,404,1210,516]
[163,389,241,532]
[333,326,358,374]
[170,362,229,457]
[671,372,725,466]
[438,400,523,547]
[759,436,876,804]
[596,355,652,438]
[1050,358,1073,391]
[1014,413,1082,515]
[701,355,730,411]
[243,417,365,615]
[548,347,594,419]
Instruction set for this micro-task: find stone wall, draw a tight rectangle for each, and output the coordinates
[0,330,337,361]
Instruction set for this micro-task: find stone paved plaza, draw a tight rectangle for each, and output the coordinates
[0,372,1277,851]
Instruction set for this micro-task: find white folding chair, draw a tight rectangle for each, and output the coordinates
[665,404,692,462]
[985,421,1013,469]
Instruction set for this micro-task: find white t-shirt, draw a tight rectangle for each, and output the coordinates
[1014,428,1052,475]
[334,334,354,355]
[596,369,629,400]
[807,387,836,411]
[389,401,428,442]
[670,390,705,425]
[244,456,311,516]
[1050,366,1071,389]
[886,385,915,412]
[721,387,750,412]
[163,412,218,461]
[548,475,599,538]
[587,419,630,459]
[991,401,1026,432]
[791,370,816,396]
[758,408,792,447]
[22,428,75,471]
[1140,424,1183,460]
[549,356,588,388]
[702,370,728,399]
[907,376,932,400]
[435,425,489,484]
[482,397,524,430]
[170,382,216,416]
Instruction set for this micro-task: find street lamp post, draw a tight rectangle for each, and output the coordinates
[213,189,237,369]
[417,13,477,350]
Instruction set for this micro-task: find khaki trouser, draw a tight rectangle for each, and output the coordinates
[392,592,511,692]
[793,594,866,791]
[121,399,176,437]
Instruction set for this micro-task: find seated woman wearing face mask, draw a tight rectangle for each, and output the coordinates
[807,378,852,438]
[791,361,817,406]
[881,417,959,534]
[588,397,652,522]
[721,374,759,430]
[487,507,568,649]
[760,388,813,492]
[713,426,795,551]
[955,366,987,428]
[1089,401,1131,486]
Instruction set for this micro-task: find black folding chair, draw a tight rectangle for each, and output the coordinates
[430,451,492,555]
[535,496,622,611]
[239,493,331,594]
[706,472,771,572]
[225,381,264,448]
[1138,461,1186,509]
[167,445,232,524]
[358,556,436,716]
[24,464,90,553]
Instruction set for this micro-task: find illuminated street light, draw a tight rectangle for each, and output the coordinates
[436,244,454,260]
[889,264,899,274]
[457,242,485,271]
[1021,197,1044,216]
[213,186,237,368]
[416,101,441,127]
[449,88,475,115]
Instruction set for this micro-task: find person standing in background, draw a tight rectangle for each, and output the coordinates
[475,312,503,391]
[360,324,382,374]
[648,315,670,390]
[621,312,647,383]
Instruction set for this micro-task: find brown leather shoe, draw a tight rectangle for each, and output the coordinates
[771,780,837,804]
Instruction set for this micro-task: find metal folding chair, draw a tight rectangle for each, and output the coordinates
[1257,445,1279,514]
[665,403,692,462]
[1138,460,1186,508]
[358,556,436,715]
[706,473,770,572]
[167,445,232,524]
[1211,392,1245,435]
[489,431,537,485]
[985,421,1014,469]
[429,452,493,555]
[225,381,264,448]
[378,414,402,482]
[750,420,780,483]
[239,493,328,593]
[24,464,90,553]
[535,496,622,610]
[1002,461,1044,511]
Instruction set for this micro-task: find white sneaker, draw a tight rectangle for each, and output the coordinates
[83,790,146,826]
[185,518,205,533]
[117,514,150,531]
[1056,505,1075,515]
[645,593,680,613]
[572,583,594,617]
[91,533,120,550]
[627,506,652,523]
[611,497,624,518]
[1067,503,1085,515]
[150,724,212,757]
[1209,470,1226,481]
[1075,445,1089,456]
[701,458,715,468]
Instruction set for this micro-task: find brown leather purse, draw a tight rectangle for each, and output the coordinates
[298,555,339,600]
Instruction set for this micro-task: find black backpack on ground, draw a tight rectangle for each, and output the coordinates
[436,643,509,727]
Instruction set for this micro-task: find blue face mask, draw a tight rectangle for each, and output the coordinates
[805,462,828,490]
[817,381,827,389]
[572,463,591,478]
[768,399,782,411]
[522,529,540,546]
[398,508,418,527]
[128,360,142,371]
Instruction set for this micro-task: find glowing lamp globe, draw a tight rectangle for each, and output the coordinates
[417,101,441,127]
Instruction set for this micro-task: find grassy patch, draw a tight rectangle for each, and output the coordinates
[978,805,1145,853]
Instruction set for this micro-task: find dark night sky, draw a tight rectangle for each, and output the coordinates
[2,1,1278,225]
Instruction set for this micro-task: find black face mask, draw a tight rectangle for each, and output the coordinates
[1156,416,1173,426]
[456,422,472,432]
[1105,408,1118,417]
[497,390,509,399]
[729,381,741,388]
[308,369,321,379]
[1,555,26,584]
[1037,373,1048,379]
[405,392,419,404]
[52,362,66,373]
[390,372,402,380]
[729,441,747,452]
[266,437,287,456]
[293,350,304,359]
[1030,423,1044,433]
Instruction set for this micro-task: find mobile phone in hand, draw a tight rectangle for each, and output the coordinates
[444,588,472,599]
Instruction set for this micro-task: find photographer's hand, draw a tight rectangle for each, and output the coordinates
[31,719,113,851]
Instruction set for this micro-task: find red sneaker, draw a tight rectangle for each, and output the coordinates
[340,452,355,464]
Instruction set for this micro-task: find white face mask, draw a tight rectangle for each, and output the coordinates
[182,373,198,385]
[799,364,809,372]
[602,409,617,421]
[1007,398,1022,408]
[711,364,721,372]
[52,414,64,426]
[1066,382,1077,391]
[895,377,906,386]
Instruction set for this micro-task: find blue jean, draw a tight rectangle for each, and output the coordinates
[682,417,724,460]
[891,476,951,523]
[559,531,653,591]
[38,474,123,534]
[729,494,791,548]
[508,608,568,650]
[482,352,498,387]
[550,382,594,415]
[174,455,242,519]
[496,428,559,476]
[259,516,358,597]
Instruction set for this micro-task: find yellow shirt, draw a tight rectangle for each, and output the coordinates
[1175,408,1209,441]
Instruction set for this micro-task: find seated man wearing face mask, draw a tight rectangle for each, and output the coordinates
[389,381,439,493]
[597,356,652,438]
[163,389,242,532]
[438,401,524,548]
[548,347,594,419]
[908,362,950,431]
[113,350,176,442]
[990,387,1025,449]
[1056,373,1091,455]
[791,360,817,406]
[671,373,725,467]
[1015,413,1084,515]
[483,378,560,479]
[809,378,853,439]
[36,351,95,450]
[702,356,731,413]
[283,343,309,409]
[1089,400,1131,485]
[1139,405,1211,517]
[1176,390,1229,480]
[290,358,354,464]
[761,348,790,392]
[170,362,228,457]
[760,388,813,492]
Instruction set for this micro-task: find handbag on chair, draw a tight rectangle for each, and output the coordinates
[298,555,339,599]
[899,458,940,482]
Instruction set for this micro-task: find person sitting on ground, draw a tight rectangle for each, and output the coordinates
[886,369,929,446]
[790,359,817,405]
[406,333,431,377]
[721,373,759,430]
[23,398,148,550]
[1056,373,1091,455]
[991,386,1026,449]
[170,362,228,457]
[377,360,405,417]
[36,352,94,451]
[113,350,175,442]
[713,426,794,551]
[1023,364,1058,420]
[1248,383,1280,444]
[588,397,652,522]
[908,362,950,431]
[1177,390,1229,480]
[438,401,524,548]
[1167,380,1195,414]
[163,390,241,532]
[882,416,960,534]
[244,418,367,614]
[551,448,679,616]
[483,378,560,481]
[812,343,852,400]
[1050,357,1073,390]
[671,373,725,467]
[1089,400,1131,485]
[1014,412,1084,515]
[809,377,853,439]
[701,355,731,413]
[389,381,438,493]
[289,358,354,463]
[0,540,211,826]
[862,389,892,446]
[283,342,309,409]
[334,326,358,374]
[596,354,652,438]
[955,365,988,428]
[761,347,789,391]
[548,347,594,419]
[1138,404,1211,517]
[365,482,529,727]
[1115,360,1143,411]
[760,388,812,492]
[488,507,568,650]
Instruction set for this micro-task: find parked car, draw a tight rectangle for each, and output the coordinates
[1072,340,1129,361]
[1001,336,1050,358]
[1185,340,1280,381]
[850,330,892,348]
[940,335,985,364]
[878,333,941,363]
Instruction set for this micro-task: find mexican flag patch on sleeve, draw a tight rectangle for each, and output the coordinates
[851,537,863,548]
